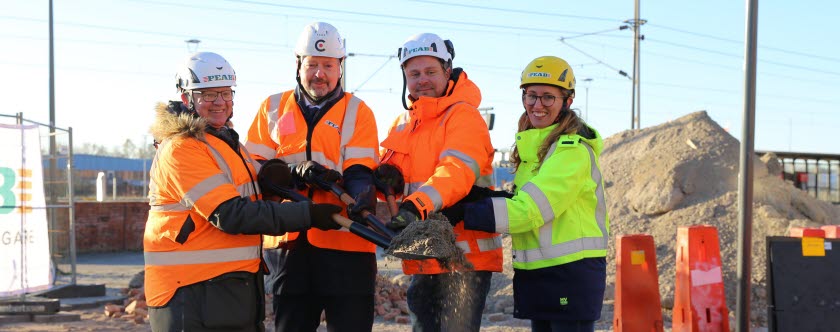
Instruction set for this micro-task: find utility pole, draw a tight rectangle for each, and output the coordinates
[626,0,646,130]
[48,0,59,260]
[582,78,593,122]
[341,38,347,90]
[185,39,201,53]
[736,0,759,330]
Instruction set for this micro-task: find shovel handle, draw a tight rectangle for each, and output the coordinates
[332,214,390,249]
[386,195,399,216]
[329,183,396,239]
[266,181,390,248]
[362,211,397,239]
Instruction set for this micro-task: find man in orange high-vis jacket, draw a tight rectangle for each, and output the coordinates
[245,22,380,332]
[145,51,343,332]
[380,33,503,332]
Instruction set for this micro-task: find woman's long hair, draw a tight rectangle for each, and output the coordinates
[510,87,582,172]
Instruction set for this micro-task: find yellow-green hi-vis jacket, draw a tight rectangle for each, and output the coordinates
[493,124,610,270]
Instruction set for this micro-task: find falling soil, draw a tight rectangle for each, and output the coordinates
[386,213,473,270]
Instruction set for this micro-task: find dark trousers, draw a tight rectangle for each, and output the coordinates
[148,271,264,332]
[531,319,595,332]
[264,235,376,332]
[273,292,373,332]
[406,271,492,332]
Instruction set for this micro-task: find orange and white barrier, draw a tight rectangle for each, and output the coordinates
[613,234,664,332]
[672,225,730,332]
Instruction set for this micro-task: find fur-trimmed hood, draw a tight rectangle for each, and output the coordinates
[150,101,206,142]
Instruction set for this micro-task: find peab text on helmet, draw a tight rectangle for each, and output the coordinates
[202,74,235,83]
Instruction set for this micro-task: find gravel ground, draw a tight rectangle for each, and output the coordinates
[3,251,611,331]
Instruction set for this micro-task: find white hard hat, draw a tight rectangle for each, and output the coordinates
[398,33,453,66]
[176,52,236,92]
[294,22,346,58]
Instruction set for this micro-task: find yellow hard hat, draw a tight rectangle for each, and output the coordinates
[520,56,575,91]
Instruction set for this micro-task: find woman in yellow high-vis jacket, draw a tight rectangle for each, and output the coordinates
[452,56,610,332]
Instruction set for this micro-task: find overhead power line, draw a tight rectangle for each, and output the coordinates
[3,4,837,100]
[559,26,630,41]
[646,38,840,77]
[648,23,840,63]
[563,38,838,86]
[559,39,631,80]
[1,15,287,48]
[351,55,395,93]
[405,0,622,23]
[218,0,586,35]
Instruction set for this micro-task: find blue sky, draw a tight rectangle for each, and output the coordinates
[3,0,838,154]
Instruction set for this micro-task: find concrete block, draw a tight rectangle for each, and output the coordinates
[0,314,32,323]
[32,312,81,323]
[59,295,126,310]
[38,283,106,298]
[0,297,59,315]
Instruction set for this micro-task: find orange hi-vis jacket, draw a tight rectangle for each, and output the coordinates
[381,69,503,274]
[246,90,379,253]
[144,108,264,307]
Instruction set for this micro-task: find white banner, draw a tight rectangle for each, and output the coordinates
[0,124,52,297]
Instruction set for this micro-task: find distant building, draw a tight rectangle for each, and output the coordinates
[493,166,515,190]
[48,154,151,200]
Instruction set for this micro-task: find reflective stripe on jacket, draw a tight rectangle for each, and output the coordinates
[246,90,379,252]
[381,69,502,274]
[144,133,263,307]
[492,124,609,270]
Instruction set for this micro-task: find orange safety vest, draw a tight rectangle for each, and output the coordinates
[144,133,263,307]
[381,70,503,274]
[246,90,379,253]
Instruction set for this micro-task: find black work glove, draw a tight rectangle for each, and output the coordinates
[461,185,514,202]
[293,161,342,190]
[373,164,405,196]
[441,186,513,226]
[441,203,465,227]
[348,184,376,222]
[386,201,421,231]
[309,203,343,231]
[257,159,293,198]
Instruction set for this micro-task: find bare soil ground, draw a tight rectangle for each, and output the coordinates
[1,252,544,332]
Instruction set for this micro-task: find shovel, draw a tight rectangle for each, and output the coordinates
[258,160,390,249]
[308,179,448,261]
[310,178,397,240]
[292,165,453,261]
[385,215,466,264]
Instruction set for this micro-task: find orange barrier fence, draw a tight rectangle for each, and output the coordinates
[788,226,827,257]
[788,226,825,238]
[613,234,664,332]
[672,225,730,332]
[819,225,839,239]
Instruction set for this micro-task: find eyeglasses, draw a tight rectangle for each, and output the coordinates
[193,90,235,102]
[524,94,557,107]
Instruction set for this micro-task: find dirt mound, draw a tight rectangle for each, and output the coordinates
[600,110,840,325]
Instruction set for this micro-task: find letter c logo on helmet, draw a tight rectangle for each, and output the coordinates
[295,22,346,58]
[314,39,326,52]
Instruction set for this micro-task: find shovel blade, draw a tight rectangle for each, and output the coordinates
[387,250,441,260]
